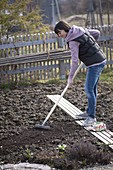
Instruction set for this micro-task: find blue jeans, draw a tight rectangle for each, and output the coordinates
[85,62,106,118]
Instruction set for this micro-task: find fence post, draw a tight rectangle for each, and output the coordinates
[58,37,64,48]
[59,60,66,79]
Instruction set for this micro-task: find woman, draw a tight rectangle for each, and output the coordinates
[54,21,106,127]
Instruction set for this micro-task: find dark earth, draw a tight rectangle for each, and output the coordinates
[0,80,113,170]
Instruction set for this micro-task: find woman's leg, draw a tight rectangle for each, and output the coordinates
[85,63,105,119]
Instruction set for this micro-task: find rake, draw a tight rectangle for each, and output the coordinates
[35,62,84,130]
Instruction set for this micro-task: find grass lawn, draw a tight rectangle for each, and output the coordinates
[74,67,113,85]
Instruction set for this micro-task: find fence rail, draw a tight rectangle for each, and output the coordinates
[0,25,113,84]
[0,32,59,57]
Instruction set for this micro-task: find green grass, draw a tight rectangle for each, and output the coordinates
[100,67,113,83]
[0,83,15,90]
[0,68,112,90]
[73,67,113,85]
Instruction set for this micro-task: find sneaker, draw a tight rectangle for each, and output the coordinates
[76,111,88,119]
[83,117,97,127]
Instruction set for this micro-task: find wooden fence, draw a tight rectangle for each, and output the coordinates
[0,25,113,84]
[0,32,59,58]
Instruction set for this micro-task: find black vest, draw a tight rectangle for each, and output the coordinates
[68,33,106,66]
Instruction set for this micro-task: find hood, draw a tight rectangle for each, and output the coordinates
[65,25,85,42]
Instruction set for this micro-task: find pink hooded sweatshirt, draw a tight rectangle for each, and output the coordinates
[65,25,101,84]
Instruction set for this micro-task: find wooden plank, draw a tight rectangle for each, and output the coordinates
[47,94,83,115]
[74,120,111,145]
[47,95,113,147]
[96,132,113,144]
[47,95,113,144]
[109,145,113,149]
[0,51,71,66]
[0,38,58,50]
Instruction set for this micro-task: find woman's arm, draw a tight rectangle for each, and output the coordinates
[67,41,79,85]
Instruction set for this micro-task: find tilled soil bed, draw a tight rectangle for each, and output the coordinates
[0,80,113,170]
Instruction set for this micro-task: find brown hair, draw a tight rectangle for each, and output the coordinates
[54,21,71,35]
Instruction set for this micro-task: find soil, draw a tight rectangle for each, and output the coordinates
[0,80,113,170]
